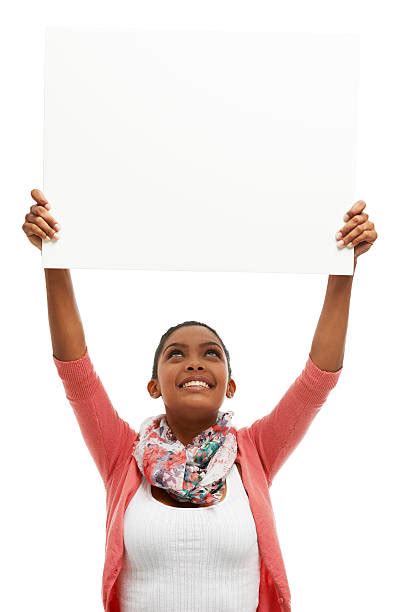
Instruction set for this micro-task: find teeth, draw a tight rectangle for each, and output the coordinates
[182,381,210,389]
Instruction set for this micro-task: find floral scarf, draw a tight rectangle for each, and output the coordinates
[133,410,238,506]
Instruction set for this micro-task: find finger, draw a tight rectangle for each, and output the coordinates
[23,221,54,242]
[343,221,374,246]
[343,200,366,222]
[28,205,59,232]
[344,228,377,249]
[24,212,59,239]
[31,188,51,209]
[337,214,370,240]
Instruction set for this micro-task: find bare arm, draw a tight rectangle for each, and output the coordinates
[45,268,87,361]
[309,270,355,372]
[23,189,87,362]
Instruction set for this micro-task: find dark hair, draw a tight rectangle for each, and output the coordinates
[151,320,232,381]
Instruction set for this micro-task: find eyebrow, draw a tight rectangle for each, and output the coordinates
[163,341,223,352]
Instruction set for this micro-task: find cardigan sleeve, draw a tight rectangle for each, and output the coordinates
[53,346,138,487]
[246,355,343,487]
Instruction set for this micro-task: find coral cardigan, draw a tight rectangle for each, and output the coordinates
[53,347,342,612]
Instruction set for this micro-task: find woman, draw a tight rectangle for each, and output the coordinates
[22,189,378,611]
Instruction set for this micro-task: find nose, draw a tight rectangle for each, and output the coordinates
[186,363,204,371]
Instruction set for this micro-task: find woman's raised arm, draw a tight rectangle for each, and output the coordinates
[22,188,86,361]
[45,268,87,361]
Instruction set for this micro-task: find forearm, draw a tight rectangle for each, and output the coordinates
[309,271,355,372]
[45,269,86,361]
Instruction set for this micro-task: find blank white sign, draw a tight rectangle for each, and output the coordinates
[41,28,359,274]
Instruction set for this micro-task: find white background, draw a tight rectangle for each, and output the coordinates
[2,2,407,611]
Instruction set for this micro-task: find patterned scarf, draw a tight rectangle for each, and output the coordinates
[133,410,238,506]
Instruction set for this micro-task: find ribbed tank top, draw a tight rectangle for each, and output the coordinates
[117,462,260,611]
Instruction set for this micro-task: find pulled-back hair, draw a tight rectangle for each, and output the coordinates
[151,320,232,380]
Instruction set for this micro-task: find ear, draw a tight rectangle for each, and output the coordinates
[147,379,161,398]
[226,378,237,398]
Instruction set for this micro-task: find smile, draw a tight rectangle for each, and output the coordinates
[180,381,211,390]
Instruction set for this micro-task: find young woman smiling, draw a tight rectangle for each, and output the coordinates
[22,189,378,611]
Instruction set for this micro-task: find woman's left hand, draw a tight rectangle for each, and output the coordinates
[335,200,378,271]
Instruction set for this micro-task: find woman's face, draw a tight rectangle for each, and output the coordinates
[147,326,236,418]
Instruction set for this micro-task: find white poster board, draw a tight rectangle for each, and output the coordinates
[42,28,359,274]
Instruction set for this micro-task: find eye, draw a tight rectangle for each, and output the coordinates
[167,348,221,358]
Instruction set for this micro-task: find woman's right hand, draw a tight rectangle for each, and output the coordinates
[22,189,61,251]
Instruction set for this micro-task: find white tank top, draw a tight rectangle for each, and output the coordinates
[118,462,260,612]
